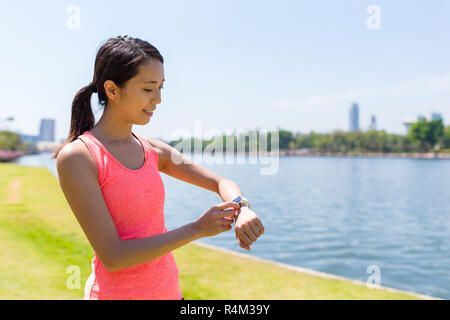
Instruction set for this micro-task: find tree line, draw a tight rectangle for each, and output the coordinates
[167,119,450,154]
[1,119,449,154]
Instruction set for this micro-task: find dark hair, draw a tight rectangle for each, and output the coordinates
[52,35,164,159]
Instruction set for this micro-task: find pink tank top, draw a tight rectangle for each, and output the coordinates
[77,130,182,300]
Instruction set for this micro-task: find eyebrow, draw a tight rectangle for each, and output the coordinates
[143,79,165,84]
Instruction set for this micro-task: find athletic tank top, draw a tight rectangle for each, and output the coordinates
[77,130,182,300]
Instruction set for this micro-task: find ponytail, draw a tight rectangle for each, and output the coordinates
[51,83,96,159]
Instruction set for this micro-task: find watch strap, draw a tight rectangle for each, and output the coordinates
[239,197,250,209]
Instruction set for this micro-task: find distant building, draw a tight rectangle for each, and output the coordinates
[402,112,444,134]
[39,118,55,142]
[369,115,377,130]
[349,103,359,132]
[431,112,442,121]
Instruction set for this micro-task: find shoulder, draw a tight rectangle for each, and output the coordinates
[141,136,164,154]
[142,136,178,171]
[56,138,99,180]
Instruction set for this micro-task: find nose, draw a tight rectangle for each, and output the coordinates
[151,88,162,105]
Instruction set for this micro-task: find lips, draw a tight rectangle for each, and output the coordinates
[143,108,155,117]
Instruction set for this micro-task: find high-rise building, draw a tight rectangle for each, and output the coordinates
[39,118,55,142]
[369,115,377,130]
[349,103,359,132]
[431,112,442,121]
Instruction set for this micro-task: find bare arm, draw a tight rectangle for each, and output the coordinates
[56,143,235,272]
[144,137,248,221]
[146,136,243,200]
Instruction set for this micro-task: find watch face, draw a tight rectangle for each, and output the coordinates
[232,196,242,203]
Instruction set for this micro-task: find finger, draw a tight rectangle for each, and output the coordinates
[248,221,262,238]
[243,225,258,242]
[219,208,238,218]
[216,201,241,211]
[256,219,265,234]
[237,237,250,251]
[222,217,234,225]
[236,228,253,247]
[222,224,232,231]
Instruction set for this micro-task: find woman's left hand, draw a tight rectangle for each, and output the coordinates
[234,206,264,251]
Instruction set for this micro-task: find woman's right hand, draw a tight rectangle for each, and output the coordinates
[194,201,241,238]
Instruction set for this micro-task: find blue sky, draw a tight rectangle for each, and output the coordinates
[1,0,449,141]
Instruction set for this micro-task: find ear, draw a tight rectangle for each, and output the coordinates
[104,80,120,102]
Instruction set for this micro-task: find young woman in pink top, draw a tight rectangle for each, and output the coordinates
[52,35,264,300]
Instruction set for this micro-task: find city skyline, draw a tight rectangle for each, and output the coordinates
[4,104,446,141]
[13,107,445,145]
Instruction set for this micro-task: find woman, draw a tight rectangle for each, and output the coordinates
[52,35,264,300]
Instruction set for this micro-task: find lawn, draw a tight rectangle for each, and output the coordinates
[0,163,427,299]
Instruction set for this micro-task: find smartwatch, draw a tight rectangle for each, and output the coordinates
[231,195,251,209]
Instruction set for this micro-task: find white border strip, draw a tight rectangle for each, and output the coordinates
[192,241,441,300]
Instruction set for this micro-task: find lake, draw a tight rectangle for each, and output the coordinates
[13,152,450,299]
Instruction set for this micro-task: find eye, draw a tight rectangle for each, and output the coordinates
[144,86,164,92]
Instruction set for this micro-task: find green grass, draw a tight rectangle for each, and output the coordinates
[0,163,427,299]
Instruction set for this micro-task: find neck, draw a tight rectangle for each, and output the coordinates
[91,108,134,143]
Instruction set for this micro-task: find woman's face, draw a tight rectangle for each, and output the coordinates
[114,58,165,124]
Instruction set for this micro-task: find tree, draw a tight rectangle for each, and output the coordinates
[408,119,444,152]
[443,126,450,149]
[278,129,294,150]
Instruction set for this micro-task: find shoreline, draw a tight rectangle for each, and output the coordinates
[174,150,450,159]
[276,151,450,159]
[228,151,450,159]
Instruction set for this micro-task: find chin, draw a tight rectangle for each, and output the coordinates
[134,117,149,125]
